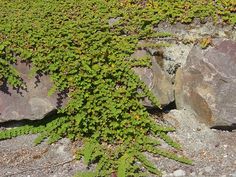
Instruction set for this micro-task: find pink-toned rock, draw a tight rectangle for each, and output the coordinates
[175,39,236,127]
[0,61,67,122]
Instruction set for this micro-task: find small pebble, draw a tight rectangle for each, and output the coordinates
[204,166,212,173]
[173,169,186,177]
[215,142,220,148]
[199,171,203,175]
[232,171,236,177]
[218,31,227,38]
[162,171,167,177]
[163,173,173,177]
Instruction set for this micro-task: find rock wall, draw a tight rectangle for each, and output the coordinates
[0,22,235,128]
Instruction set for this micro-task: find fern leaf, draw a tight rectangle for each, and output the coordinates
[158,132,181,149]
[83,139,97,165]
[117,153,128,177]
[135,152,162,176]
[146,145,193,165]
[33,133,48,145]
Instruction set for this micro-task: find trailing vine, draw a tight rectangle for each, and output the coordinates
[0,0,235,176]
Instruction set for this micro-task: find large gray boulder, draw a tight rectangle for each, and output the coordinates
[175,39,236,127]
[132,50,174,107]
[0,61,66,122]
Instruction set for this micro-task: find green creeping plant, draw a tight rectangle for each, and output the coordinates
[0,0,234,176]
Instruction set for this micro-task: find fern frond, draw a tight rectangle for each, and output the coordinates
[117,153,127,177]
[146,145,193,165]
[158,132,181,149]
[135,152,162,176]
[33,132,48,145]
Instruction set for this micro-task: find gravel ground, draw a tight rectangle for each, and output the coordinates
[157,109,236,177]
[0,135,86,177]
[0,109,235,177]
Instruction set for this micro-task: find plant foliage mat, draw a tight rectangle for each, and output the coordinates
[0,0,235,176]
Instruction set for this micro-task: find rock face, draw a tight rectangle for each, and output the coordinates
[132,50,174,107]
[0,61,67,123]
[175,39,236,127]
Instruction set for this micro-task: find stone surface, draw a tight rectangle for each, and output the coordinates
[175,39,236,127]
[163,109,216,153]
[132,49,174,106]
[204,166,212,173]
[108,17,121,27]
[155,21,236,42]
[154,22,236,80]
[0,61,67,122]
[232,171,236,177]
[157,109,236,177]
[1,111,235,177]
[161,43,193,78]
[0,135,85,177]
[173,169,186,177]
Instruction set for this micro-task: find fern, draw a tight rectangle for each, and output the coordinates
[158,132,181,149]
[146,145,193,165]
[135,152,162,176]
[83,140,98,165]
[117,153,128,177]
